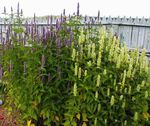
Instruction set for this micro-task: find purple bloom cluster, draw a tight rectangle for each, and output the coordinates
[0,2,81,79]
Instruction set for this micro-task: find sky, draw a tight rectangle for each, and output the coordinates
[0,0,150,18]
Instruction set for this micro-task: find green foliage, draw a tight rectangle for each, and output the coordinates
[1,10,150,126]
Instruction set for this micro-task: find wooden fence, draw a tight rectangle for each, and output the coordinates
[1,16,150,53]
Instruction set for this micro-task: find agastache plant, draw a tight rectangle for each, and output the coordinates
[0,3,150,126]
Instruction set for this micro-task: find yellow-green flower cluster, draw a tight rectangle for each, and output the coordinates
[139,49,148,73]
[78,27,85,45]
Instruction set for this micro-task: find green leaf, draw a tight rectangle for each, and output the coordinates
[63,120,71,126]
[71,120,77,126]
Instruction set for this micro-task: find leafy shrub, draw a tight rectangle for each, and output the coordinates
[1,4,150,126]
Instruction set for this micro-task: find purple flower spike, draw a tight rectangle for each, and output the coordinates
[57,38,61,48]
[31,22,34,40]
[46,30,49,39]
[34,22,37,35]
[49,30,53,38]
[47,16,50,25]
[67,27,71,32]
[91,18,95,24]
[56,20,61,31]
[64,38,67,46]
[6,29,9,43]
[4,6,6,14]
[50,15,53,24]
[18,33,22,43]
[11,6,13,13]
[64,39,70,47]
[77,3,80,16]
[34,13,36,24]
[68,14,71,20]
[56,19,59,29]
[43,27,46,39]
[14,32,17,39]
[67,40,71,46]
[63,9,65,16]
[36,32,41,44]
[84,15,87,23]
[60,13,63,22]
[98,10,100,21]
[25,21,29,33]
[24,35,26,45]
[70,31,73,42]
[1,28,2,43]
[10,7,13,19]
[17,2,20,16]
[21,9,23,16]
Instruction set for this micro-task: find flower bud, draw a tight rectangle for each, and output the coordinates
[107,88,110,96]
[94,118,97,126]
[124,88,127,93]
[98,104,101,112]
[92,52,96,63]
[80,45,83,59]
[74,63,78,76]
[97,52,101,67]
[115,86,118,92]
[78,34,83,45]
[91,43,95,56]
[116,55,121,68]
[132,68,136,77]
[134,112,138,122]
[124,120,127,126]
[95,91,98,99]
[145,91,148,98]
[72,48,76,61]
[84,70,87,76]
[87,60,92,67]
[103,69,107,75]
[128,85,131,94]
[78,67,81,79]
[73,82,77,96]
[127,64,132,78]
[104,119,107,125]
[96,74,101,87]
[136,85,140,92]
[110,95,115,106]
[135,51,139,67]
[132,97,136,101]
[113,79,116,86]
[122,70,126,89]
[119,95,123,101]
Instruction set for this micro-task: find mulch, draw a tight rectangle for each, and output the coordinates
[0,107,18,126]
